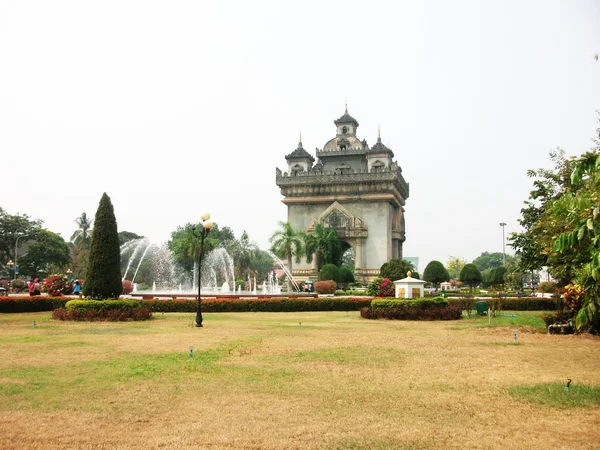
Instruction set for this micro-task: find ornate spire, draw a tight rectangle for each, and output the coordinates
[299,130,302,146]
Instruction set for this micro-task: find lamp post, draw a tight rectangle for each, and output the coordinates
[195,213,214,328]
[14,234,29,280]
[499,222,507,266]
[7,260,14,279]
[66,268,72,280]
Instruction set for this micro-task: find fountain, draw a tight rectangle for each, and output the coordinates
[119,238,303,296]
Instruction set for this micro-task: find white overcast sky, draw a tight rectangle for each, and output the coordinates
[1,0,599,270]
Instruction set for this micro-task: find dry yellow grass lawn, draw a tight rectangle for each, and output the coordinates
[0,311,598,449]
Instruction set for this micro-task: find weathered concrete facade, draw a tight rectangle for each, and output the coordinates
[276,108,409,281]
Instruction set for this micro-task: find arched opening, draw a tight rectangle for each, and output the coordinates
[340,241,354,270]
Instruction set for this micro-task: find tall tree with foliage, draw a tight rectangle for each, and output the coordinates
[472,252,506,271]
[169,223,219,278]
[422,260,450,288]
[269,221,304,290]
[509,150,582,284]
[83,193,122,299]
[18,229,70,278]
[446,256,466,280]
[380,258,417,281]
[304,223,342,272]
[552,143,600,330]
[70,212,93,248]
[0,207,42,263]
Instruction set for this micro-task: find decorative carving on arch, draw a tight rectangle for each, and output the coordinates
[307,201,368,239]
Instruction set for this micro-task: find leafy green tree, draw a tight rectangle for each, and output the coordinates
[249,250,275,282]
[0,207,42,263]
[169,223,219,278]
[472,252,505,271]
[509,150,582,285]
[380,258,417,281]
[18,229,70,278]
[83,193,122,299]
[319,263,340,282]
[460,264,482,290]
[552,145,600,330]
[269,221,304,290]
[422,261,449,288]
[304,223,342,272]
[446,256,466,280]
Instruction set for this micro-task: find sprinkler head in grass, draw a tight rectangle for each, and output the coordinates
[189,346,193,359]
[513,330,517,343]
[32,321,36,328]
[566,378,572,394]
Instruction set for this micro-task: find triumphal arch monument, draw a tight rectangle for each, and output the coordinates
[275,107,410,281]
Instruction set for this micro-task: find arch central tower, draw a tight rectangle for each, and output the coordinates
[275,107,410,281]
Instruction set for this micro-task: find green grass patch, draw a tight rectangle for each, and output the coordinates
[458,311,548,330]
[507,383,600,408]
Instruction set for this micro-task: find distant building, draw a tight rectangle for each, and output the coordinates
[275,107,410,281]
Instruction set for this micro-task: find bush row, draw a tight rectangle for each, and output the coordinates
[446,297,558,311]
[144,297,372,313]
[372,297,449,309]
[0,295,558,314]
[0,296,69,313]
[53,307,151,321]
[360,306,463,321]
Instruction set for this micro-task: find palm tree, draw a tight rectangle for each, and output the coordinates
[269,221,304,290]
[304,223,342,274]
[70,212,93,248]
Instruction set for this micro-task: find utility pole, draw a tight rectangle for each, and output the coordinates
[499,223,507,266]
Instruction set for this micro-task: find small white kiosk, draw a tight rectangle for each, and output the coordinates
[394,271,426,299]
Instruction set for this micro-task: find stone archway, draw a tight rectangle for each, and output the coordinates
[306,202,367,276]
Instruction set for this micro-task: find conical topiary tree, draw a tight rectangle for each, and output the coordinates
[83,193,122,299]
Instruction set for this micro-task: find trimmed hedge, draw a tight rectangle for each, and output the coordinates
[0,296,69,313]
[53,299,152,321]
[144,297,372,313]
[361,306,463,321]
[372,297,449,309]
[447,297,559,311]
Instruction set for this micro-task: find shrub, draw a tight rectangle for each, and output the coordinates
[367,277,394,297]
[319,264,340,282]
[54,299,152,321]
[42,275,73,296]
[372,297,449,309]
[339,267,355,288]
[538,281,558,294]
[0,296,69,313]
[314,280,337,294]
[562,284,584,312]
[122,279,134,294]
[360,305,462,321]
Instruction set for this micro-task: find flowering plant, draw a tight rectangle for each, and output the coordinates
[42,275,73,296]
[367,277,394,297]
